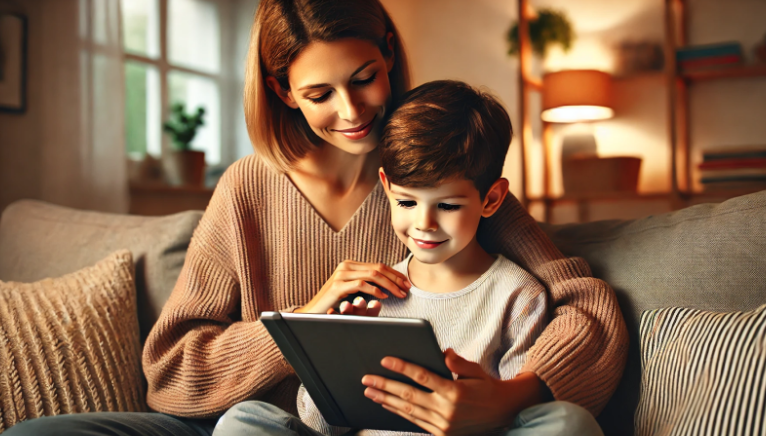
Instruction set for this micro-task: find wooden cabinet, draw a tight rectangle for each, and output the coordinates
[129,183,213,216]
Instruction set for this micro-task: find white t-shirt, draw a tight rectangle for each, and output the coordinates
[297,254,548,436]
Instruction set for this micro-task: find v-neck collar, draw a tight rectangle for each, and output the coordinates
[281,173,385,235]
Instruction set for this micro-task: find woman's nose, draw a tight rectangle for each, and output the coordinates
[338,90,365,122]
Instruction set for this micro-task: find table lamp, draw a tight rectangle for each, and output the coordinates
[541,69,640,195]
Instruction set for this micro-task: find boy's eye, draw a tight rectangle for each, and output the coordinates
[353,72,377,86]
[396,200,416,209]
[438,203,462,211]
[307,91,331,104]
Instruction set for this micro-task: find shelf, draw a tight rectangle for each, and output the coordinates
[613,71,666,82]
[129,181,214,195]
[528,192,672,204]
[680,63,766,81]
[682,186,766,200]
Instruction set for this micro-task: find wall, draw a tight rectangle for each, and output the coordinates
[381,0,525,197]
[0,0,43,214]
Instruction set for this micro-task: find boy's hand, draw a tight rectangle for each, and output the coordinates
[295,260,411,314]
[326,296,382,317]
[360,349,546,436]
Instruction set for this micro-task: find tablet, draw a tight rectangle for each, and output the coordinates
[261,311,452,433]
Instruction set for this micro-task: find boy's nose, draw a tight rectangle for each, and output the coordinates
[415,211,437,232]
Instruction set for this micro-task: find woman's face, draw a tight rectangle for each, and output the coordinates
[269,38,394,155]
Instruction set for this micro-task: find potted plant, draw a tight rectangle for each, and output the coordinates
[506,8,574,58]
[162,103,206,186]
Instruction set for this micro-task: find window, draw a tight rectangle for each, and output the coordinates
[121,0,224,165]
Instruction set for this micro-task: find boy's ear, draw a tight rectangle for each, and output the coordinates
[481,178,509,218]
[379,168,391,193]
[265,76,299,109]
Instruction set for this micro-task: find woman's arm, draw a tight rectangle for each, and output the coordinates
[142,171,294,418]
[478,193,629,416]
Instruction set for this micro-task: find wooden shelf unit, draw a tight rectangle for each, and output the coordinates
[517,0,766,222]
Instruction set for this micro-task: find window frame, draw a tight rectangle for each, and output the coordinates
[121,0,234,166]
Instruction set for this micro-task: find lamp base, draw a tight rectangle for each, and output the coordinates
[562,156,641,195]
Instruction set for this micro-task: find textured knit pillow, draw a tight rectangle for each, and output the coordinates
[635,305,766,436]
[0,250,146,433]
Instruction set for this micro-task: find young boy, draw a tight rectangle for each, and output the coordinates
[297,80,549,436]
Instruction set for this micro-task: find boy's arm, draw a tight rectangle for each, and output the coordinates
[478,193,629,416]
[497,284,548,381]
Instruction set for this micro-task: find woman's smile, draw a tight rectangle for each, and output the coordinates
[332,114,377,140]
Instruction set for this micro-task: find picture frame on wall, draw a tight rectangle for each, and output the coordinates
[0,12,27,114]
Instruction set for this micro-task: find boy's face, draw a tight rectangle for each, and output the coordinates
[383,177,488,265]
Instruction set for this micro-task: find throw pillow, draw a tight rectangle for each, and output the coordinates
[0,250,146,433]
[635,305,766,436]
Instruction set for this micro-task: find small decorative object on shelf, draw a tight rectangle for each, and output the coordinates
[676,42,743,73]
[755,33,766,64]
[162,103,206,186]
[563,157,642,196]
[614,41,664,77]
[699,146,766,191]
[506,8,574,57]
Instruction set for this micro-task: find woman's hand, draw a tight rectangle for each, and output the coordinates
[361,349,547,436]
[296,260,411,314]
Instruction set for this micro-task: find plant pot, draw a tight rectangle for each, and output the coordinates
[562,156,641,195]
[163,150,206,186]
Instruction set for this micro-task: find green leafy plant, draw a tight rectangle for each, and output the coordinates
[162,103,205,151]
[507,9,574,57]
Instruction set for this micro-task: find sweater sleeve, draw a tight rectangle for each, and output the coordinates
[142,169,295,418]
[477,194,629,416]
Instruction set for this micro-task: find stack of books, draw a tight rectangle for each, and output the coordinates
[699,146,766,191]
[676,42,743,73]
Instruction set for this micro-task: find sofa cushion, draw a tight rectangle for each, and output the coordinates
[634,305,766,436]
[0,200,203,343]
[540,189,766,435]
[0,250,146,432]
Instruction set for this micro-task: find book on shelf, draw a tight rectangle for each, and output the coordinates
[678,54,742,70]
[676,42,743,73]
[702,146,766,162]
[698,158,766,170]
[700,168,766,179]
[698,146,766,192]
[701,180,766,192]
[676,42,742,61]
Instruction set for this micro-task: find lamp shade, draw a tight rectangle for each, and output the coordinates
[541,69,613,123]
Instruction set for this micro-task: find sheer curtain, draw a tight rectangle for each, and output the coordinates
[38,0,127,213]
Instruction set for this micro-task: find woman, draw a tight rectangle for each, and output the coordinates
[6,1,627,435]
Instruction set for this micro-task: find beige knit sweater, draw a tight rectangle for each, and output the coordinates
[142,154,628,419]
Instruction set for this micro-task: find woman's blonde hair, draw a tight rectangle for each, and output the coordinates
[243,0,411,173]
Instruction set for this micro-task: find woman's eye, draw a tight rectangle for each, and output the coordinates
[438,203,462,211]
[307,92,331,104]
[353,72,377,86]
[396,200,416,209]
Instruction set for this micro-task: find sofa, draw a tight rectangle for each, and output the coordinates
[0,190,764,435]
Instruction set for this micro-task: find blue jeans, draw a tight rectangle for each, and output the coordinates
[212,401,604,436]
[2,401,602,436]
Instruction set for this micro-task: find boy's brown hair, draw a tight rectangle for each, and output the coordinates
[380,80,513,199]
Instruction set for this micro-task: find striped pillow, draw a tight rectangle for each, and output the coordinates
[635,305,766,436]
